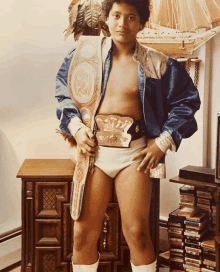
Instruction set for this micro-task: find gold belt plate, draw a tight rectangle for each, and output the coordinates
[95,114,134,147]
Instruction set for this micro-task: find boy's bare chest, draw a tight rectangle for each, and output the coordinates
[98,57,142,118]
[105,60,139,95]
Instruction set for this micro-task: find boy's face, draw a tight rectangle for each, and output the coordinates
[106,3,142,44]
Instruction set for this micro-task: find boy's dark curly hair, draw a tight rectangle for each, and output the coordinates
[101,0,150,27]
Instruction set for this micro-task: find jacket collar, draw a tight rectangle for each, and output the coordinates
[102,37,151,77]
[133,39,149,64]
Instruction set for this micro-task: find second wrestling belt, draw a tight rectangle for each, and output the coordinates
[68,36,104,220]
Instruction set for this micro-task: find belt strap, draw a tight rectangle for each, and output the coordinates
[127,119,145,141]
[68,36,103,220]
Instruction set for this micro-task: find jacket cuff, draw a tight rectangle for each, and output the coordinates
[68,117,86,137]
[155,131,176,154]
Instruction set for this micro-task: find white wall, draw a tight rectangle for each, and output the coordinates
[160,41,212,219]
[1,0,220,233]
[209,34,220,168]
[0,0,76,234]
[0,236,21,269]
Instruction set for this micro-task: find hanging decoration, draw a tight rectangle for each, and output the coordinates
[64,0,109,41]
[137,0,220,55]
[176,58,201,88]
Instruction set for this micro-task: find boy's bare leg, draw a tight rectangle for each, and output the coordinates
[115,163,155,266]
[72,166,113,264]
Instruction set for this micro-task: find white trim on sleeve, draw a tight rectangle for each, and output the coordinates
[155,131,176,154]
[68,117,86,137]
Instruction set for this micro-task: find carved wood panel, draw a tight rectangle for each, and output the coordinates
[35,219,62,245]
[113,184,118,203]
[35,182,69,217]
[150,179,160,260]
[35,247,68,272]
[70,260,112,272]
[120,227,127,246]
[216,236,220,272]
[69,261,112,272]
[97,262,112,272]
[113,245,132,272]
[63,203,74,261]
[98,203,119,260]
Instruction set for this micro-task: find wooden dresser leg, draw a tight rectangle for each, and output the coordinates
[22,180,34,272]
[21,179,26,272]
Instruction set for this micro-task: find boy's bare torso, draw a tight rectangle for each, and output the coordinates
[98,54,143,121]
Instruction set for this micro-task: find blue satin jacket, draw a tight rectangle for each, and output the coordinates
[55,39,201,156]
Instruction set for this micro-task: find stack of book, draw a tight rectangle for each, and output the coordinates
[168,206,212,271]
[169,167,218,271]
[211,206,216,234]
[201,235,216,272]
[179,185,196,208]
[182,208,210,271]
[178,185,217,235]
[168,208,186,271]
[196,187,217,235]
[158,251,170,268]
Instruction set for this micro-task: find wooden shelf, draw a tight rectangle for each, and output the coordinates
[17,159,75,179]
[170,175,220,189]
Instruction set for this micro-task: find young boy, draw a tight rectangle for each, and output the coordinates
[55,0,200,271]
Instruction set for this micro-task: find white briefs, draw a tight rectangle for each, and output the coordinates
[94,136,167,179]
[94,136,147,178]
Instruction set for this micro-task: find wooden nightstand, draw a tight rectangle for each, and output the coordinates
[17,159,160,272]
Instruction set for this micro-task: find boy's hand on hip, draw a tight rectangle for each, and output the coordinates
[132,139,165,174]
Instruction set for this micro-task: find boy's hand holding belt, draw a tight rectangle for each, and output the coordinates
[74,127,97,157]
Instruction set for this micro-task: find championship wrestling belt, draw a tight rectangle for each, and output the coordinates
[95,114,146,147]
[68,36,103,220]
[95,114,134,147]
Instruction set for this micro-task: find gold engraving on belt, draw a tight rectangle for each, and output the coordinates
[135,125,140,133]
[95,114,134,147]
[109,134,117,143]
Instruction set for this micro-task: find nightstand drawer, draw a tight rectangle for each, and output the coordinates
[35,181,69,218]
